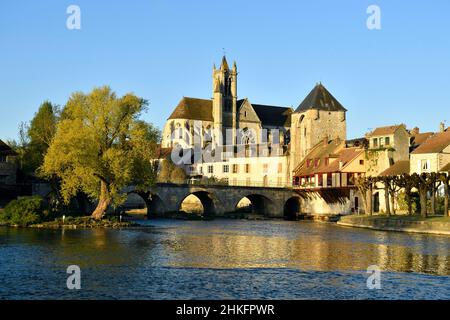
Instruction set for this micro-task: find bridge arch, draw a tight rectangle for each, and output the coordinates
[122,191,166,218]
[179,190,217,216]
[235,194,274,216]
[284,196,301,220]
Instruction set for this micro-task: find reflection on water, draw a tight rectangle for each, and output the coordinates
[0,220,450,299]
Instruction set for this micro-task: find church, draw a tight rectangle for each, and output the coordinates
[161,56,349,190]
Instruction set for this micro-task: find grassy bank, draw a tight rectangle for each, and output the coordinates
[338,214,450,235]
[30,216,138,229]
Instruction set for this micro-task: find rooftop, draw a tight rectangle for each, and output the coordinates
[295,83,347,113]
[411,129,450,154]
[379,160,411,176]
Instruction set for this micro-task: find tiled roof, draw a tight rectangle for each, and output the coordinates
[252,104,292,127]
[410,132,434,147]
[379,161,410,176]
[411,129,450,154]
[294,139,363,176]
[369,124,405,136]
[295,83,347,113]
[168,97,213,122]
[440,162,450,172]
[0,139,17,156]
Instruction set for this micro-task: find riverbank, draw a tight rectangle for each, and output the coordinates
[337,215,450,235]
[5,216,137,229]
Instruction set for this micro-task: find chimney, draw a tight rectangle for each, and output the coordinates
[440,122,445,133]
[412,127,420,135]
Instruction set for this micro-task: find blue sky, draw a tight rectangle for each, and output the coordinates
[1,0,449,140]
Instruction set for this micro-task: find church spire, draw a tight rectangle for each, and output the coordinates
[221,55,230,70]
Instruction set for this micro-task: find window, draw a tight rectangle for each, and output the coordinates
[318,174,323,186]
[314,159,320,168]
[263,164,268,174]
[385,137,390,146]
[208,165,214,174]
[379,137,384,146]
[421,159,429,172]
[232,164,239,173]
[200,166,203,174]
[189,166,195,173]
[223,165,229,173]
[373,138,378,147]
[245,164,251,173]
[327,174,332,187]
[359,159,364,165]
[277,163,283,173]
[306,159,312,168]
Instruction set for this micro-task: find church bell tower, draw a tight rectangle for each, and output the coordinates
[212,56,237,146]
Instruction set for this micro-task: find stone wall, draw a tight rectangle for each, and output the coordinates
[338,215,450,235]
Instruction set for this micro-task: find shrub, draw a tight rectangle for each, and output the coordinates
[0,196,50,226]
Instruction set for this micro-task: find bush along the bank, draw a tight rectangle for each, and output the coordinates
[0,196,51,227]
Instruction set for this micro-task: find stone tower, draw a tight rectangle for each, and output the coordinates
[290,83,347,171]
[212,56,238,146]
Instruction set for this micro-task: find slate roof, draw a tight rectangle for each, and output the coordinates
[0,140,17,156]
[295,83,347,113]
[168,97,213,122]
[411,129,450,154]
[379,161,410,176]
[369,124,405,137]
[252,104,292,127]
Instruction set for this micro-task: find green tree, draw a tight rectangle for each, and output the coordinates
[170,166,187,184]
[8,102,59,176]
[40,86,160,219]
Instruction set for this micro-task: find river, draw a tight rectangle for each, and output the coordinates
[0,219,449,299]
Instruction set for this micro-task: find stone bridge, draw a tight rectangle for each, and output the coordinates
[125,183,302,219]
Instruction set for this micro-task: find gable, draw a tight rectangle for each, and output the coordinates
[238,99,261,124]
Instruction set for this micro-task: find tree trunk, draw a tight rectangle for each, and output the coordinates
[406,190,412,216]
[384,183,391,216]
[390,190,396,215]
[444,183,449,217]
[430,186,436,215]
[367,186,373,216]
[92,181,111,220]
[419,188,428,218]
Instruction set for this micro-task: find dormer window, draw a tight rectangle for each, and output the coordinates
[314,159,320,168]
